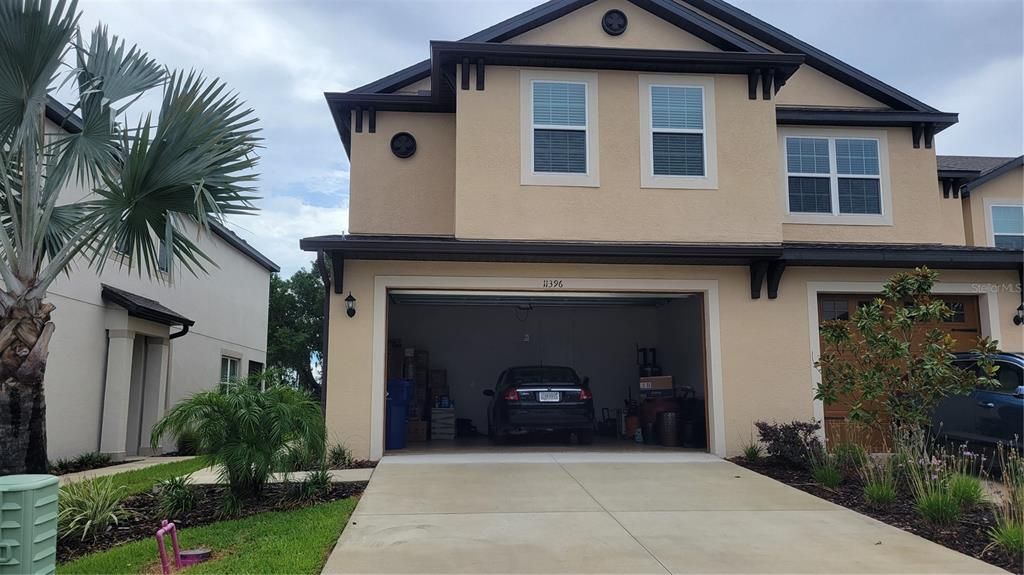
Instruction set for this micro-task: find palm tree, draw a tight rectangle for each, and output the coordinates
[0,0,261,474]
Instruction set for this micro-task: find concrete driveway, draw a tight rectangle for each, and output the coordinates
[322,451,1005,574]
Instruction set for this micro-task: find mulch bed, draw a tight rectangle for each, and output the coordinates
[731,457,1021,575]
[332,460,377,470]
[58,482,366,564]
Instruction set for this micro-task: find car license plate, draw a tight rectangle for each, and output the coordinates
[538,391,560,402]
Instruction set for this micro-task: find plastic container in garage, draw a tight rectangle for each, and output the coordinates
[386,379,412,450]
[0,474,59,575]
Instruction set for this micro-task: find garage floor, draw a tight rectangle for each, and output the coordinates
[322,454,1003,574]
[391,435,704,455]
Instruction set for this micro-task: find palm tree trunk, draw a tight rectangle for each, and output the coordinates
[0,299,55,475]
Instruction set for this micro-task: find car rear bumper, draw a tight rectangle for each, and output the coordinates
[497,406,594,434]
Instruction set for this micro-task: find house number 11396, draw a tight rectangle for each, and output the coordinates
[542,279,564,288]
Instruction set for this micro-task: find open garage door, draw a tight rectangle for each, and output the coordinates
[384,290,709,452]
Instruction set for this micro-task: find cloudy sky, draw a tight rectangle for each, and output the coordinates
[72,0,1023,276]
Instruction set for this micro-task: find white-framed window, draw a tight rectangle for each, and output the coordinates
[779,128,891,225]
[220,355,240,387]
[639,75,717,189]
[520,70,599,187]
[990,204,1024,250]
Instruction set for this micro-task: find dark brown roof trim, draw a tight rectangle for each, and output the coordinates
[299,235,1022,271]
[299,235,782,265]
[350,0,767,95]
[962,155,1023,193]
[45,97,83,134]
[209,221,280,273]
[101,284,195,327]
[776,107,958,134]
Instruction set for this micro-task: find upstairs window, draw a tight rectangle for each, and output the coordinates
[640,75,717,189]
[783,131,889,223]
[532,81,587,174]
[991,205,1024,250]
[521,70,599,187]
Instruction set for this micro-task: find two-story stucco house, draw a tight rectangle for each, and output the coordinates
[43,100,279,460]
[301,0,1023,461]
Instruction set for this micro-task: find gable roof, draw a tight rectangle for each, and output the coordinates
[957,155,1024,193]
[42,100,279,273]
[349,0,938,115]
[937,155,1016,175]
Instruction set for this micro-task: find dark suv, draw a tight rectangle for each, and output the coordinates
[932,352,1024,449]
[484,365,595,444]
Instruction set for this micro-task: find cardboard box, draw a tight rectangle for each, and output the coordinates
[407,420,428,442]
[639,375,673,390]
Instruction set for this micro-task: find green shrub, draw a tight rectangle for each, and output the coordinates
[987,445,1024,557]
[49,457,74,475]
[754,420,822,468]
[156,475,195,516]
[915,490,961,527]
[151,384,325,504]
[947,473,985,510]
[809,452,843,488]
[49,452,112,475]
[328,443,353,468]
[300,468,332,501]
[175,430,199,456]
[860,456,898,508]
[58,478,125,540]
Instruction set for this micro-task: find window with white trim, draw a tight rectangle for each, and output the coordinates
[785,136,883,216]
[639,75,717,189]
[991,205,1024,250]
[520,70,599,187]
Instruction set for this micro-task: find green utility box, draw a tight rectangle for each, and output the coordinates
[0,475,58,575]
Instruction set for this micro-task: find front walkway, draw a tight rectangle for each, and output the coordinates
[322,451,1004,574]
[57,456,194,485]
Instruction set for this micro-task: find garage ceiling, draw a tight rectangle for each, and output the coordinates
[388,290,694,307]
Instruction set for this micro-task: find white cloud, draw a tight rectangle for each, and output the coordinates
[932,55,1024,156]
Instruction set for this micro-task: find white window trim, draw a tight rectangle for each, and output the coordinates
[985,200,1024,248]
[779,127,893,226]
[520,69,599,187]
[220,353,242,387]
[639,74,717,190]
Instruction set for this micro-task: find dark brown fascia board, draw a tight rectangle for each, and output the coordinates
[962,155,1024,193]
[349,0,766,95]
[937,169,981,179]
[781,243,1023,270]
[209,221,280,273]
[685,0,942,113]
[776,107,958,133]
[100,284,195,327]
[329,44,803,155]
[429,41,802,78]
[45,96,83,134]
[299,235,783,265]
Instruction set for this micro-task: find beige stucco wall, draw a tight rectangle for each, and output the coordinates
[782,132,960,245]
[507,0,718,51]
[324,259,1021,460]
[348,111,456,236]
[966,165,1024,247]
[42,159,272,457]
[774,66,887,109]
[454,67,783,243]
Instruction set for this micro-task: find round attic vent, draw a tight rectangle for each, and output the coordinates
[602,9,628,36]
[390,132,417,158]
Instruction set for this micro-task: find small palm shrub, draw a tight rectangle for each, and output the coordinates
[151,383,325,502]
[860,456,898,509]
[50,452,113,475]
[299,468,333,501]
[328,443,353,468]
[754,420,822,468]
[58,478,125,540]
[156,475,195,516]
[946,473,985,510]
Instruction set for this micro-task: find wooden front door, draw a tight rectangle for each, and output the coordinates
[817,294,981,449]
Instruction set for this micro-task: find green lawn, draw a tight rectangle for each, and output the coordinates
[92,458,210,496]
[58,497,357,574]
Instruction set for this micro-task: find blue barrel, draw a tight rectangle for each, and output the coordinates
[386,380,412,450]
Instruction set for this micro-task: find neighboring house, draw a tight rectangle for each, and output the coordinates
[43,100,279,460]
[301,0,1023,460]
[937,155,1024,250]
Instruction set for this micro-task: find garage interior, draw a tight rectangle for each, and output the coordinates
[384,290,709,451]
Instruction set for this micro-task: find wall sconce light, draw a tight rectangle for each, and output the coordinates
[345,292,357,318]
[1014,303,1023,326]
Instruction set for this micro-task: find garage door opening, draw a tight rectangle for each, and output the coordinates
[384,290,709,453]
